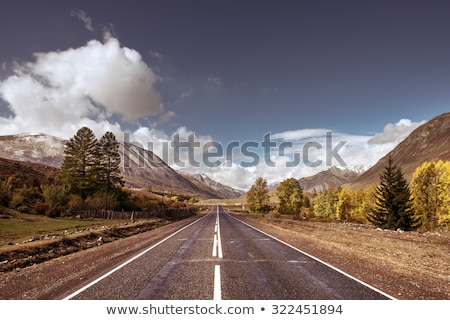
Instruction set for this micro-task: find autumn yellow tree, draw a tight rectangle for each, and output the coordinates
[411,161,450,229]
[336,187,354,221]
[246,177,270,214]
[312,187,340,220]
[276,178,303,217]
[353,187,374,223]
[437,162,450,227]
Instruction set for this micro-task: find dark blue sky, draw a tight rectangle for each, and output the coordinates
[1,0,450,143]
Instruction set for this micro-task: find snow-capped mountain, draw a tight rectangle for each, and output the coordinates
[0,133,65,167]
[298,165,367,193]
[0,132,241,199]
[184,173,244,199]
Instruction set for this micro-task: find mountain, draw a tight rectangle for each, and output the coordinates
[184,173,244,199]
[0,157,59,187]
[0,133,239,199]
[0,133,65,167]
[298,166,365,192]
[351,112,450,189]
[121,143,236,199]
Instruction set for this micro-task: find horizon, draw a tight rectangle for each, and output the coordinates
[1,1,449,189]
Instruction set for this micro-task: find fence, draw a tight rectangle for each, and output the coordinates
[67,206,197,220]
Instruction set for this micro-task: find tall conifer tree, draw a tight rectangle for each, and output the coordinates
[368,156,418,230]
[98,131,124,209]
[61,127,100,199]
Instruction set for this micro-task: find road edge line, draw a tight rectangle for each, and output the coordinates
[226,212,397,300]
[62,212,211,300]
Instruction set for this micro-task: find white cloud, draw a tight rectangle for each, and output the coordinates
[0,37,161,139]
[368,118,426,145]
[206,76,222,88]
[71,9,94,31]
[0,35,428,191]
[271,128,330,141]
[207,119,425,190]
[157,111,176,124]
[180,89,194,99]
[149,50,164,61]
[122,118,425,191]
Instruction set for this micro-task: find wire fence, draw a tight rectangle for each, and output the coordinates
[66,206,197,220]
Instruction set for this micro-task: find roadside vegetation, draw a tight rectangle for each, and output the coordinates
[247,156,450,231]
[0,126,199,261]
[0,126,197,220]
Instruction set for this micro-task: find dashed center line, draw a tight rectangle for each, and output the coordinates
[212,205,223,300]
[214,265,221,300]
[212,205,223,259]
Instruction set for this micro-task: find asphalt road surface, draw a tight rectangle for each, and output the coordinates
[63,205,392,300]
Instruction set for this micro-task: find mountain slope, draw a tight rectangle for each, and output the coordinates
[351,112,450,188]
[0,133,239,199]
[0,133,65,167]
[121,143,222,199]
[0,157,59,187]
[298,166,364,192]
[184,173,244,199]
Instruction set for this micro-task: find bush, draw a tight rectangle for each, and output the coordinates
[41,184,68,218]
[34,200,49,215]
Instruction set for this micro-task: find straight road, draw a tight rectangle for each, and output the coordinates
[63,205,393,300]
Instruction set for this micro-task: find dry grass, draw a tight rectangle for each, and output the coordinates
[0,212,126,247]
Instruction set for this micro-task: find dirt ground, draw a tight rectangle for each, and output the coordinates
[0,210,448,300]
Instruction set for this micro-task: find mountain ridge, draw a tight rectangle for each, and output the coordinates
[298,165,365,192]
[0,132,241,199]
[351,112,450,189]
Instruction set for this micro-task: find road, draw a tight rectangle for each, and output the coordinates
[63,205,392,300]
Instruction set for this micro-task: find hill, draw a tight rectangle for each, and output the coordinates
[0,157,59,187]
[121,142,238,199]
[0,133,240,199]
[298,166,365,192]
[182,173,244,199]
[0,133,65,167]
[351,112,450,188]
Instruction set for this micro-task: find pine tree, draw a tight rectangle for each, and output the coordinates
[98,132,124,209]
[246,177,270,214]
[368,156,418,230]
[61,127,100,199]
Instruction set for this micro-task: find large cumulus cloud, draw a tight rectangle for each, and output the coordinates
[0,37,161,138]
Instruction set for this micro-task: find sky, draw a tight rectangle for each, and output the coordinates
[0,0,449,190]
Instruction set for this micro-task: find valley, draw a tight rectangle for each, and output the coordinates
[1,113,450,300]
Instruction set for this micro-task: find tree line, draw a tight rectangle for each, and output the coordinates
[0,127,167,217]
[246,156,450,231]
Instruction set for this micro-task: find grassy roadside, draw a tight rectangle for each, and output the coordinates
[0,212,128,247]
[0,209,203,274]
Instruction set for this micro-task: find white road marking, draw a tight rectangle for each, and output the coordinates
[62,214,209,300]
[212,206,223,300]
[212,234,217,257]
[214,264,221,300]
[225,212,397,300]
[212,205,223,259]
